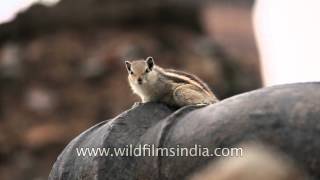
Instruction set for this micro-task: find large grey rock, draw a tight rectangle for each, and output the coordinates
[49,82,320,180]
[48,103,174,180]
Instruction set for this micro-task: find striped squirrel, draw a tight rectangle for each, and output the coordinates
[125,57,219,108]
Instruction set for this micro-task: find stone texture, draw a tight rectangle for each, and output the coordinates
[49,103,174,180]
[50,83,320,180]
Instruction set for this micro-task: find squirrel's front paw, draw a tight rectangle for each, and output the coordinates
[193,103,209,107]
[132,102,143,108]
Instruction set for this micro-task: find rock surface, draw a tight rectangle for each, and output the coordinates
[50,82,320,179]
[49,103,174,180]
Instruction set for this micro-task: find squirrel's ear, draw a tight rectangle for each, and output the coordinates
[146,56,154,70]
[125,61,132,72]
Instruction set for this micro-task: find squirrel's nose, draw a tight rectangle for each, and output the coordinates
[137,78,143,84]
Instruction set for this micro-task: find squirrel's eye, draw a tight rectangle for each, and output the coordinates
[145,69,150,73]
[130,71,134,75]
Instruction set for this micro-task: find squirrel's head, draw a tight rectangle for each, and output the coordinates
[125,57,156,85]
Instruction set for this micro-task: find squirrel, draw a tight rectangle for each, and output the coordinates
[125,57,219,108]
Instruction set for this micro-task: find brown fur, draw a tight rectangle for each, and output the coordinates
[125,57,218,107]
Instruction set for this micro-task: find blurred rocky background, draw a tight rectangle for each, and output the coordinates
[0,0,260,179]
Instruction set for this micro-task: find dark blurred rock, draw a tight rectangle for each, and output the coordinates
[49,83,320,180]
[0,0,255,43]
[24,123,70,149]
[0,0,201,43]
[0,43,22,78]
[25,87,56,113]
